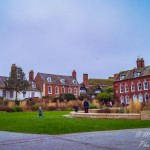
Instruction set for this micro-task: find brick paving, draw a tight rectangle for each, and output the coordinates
[0,128,150,150]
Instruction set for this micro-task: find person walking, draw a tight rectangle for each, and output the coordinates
[38,106,44,118]
[83,98,89,113]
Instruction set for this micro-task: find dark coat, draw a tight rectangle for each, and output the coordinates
[83,100,89,108]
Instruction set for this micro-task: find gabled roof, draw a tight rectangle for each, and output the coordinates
[0,76,8,88]
[38,72,79,86]
[0,76,40,92]
[26,81,40,92]
[115,66,150,82]
[88,78,114,86]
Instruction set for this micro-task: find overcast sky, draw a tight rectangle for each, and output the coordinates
[0,0,150,82]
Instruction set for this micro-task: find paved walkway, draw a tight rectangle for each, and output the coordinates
[0,128,150,150]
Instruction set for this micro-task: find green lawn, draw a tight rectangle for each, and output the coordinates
[0,111,150,135]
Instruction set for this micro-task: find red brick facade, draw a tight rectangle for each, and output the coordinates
[34,71,79,97]
[114,76,150,104]
[114,58,150,104]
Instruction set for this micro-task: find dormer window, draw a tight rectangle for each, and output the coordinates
[134,71,141,77]
[32,83,36,89]
[47,77,51,83]
[72,79,77,84]
[60,79,66,84]
[119,75,125,80]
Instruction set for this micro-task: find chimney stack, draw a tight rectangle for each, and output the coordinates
[72,70,76,79]
[29,70,34,82]
[136,58,145,69]
[114,73,119,80]
[83,74,88,86]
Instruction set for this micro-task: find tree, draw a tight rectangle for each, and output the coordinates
[97,92,110,102]
[5,64,30,101]
[97,86,114,104]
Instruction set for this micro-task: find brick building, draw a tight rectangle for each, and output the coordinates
[114,58,150,104]
[34,70,79,97]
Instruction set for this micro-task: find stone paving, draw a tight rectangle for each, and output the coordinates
[0,128,150,150]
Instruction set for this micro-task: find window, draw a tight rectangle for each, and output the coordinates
[125,84,129,93]
[131,83,135,92]
[133,94,137,102]
[72,79,77,84]
[144,94,149,102]
[23,91,26,98]
[120,85,124,93]
[138,94,143,102]
[119,75,125,80]
[80,89,86,94]
[137,82,142,91]
[10,91,13,98]
[62,86,65,93]
[48,86,52,94]
[60,79,66,84]
[120,96,124,104]
[134,72,141,77]
[31,92,35,98]
[55,86,59,94]
[74,88,77,95]
[143,81,148,90]
[68,87,72,93]
[47,77,51,83]
[125,95,130,104]
[3,90,6,98]
[32,83,36,89]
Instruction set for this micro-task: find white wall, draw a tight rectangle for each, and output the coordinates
[0,89,41,100]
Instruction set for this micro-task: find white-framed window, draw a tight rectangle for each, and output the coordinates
[60,79,66,84]
[80,89,86,93]
[120,96,124,104]
[138,94,143,102]
[134,72,141,77]
[72,79,77,84]
[68,87,72,93]
[74,88,77,95]
[137,82,142,91]
[144,93,149,102]
[48,86,52,94]
[131,83,135,92]
[55,86,59,94]
[62,86,65,93]
[125,95,130,104]
[10,91,13,98]
[32,83,36,89]
[143,81,148,90]
[47,77,51,83]
[125,84,129,93]
[31,92,35,97]
[23,91,26,98]
[119,75,125,80]
[3,90,6,98]
[133,94,137,102]
[120,85,124,93]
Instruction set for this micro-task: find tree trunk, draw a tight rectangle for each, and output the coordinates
[15,91,18,101]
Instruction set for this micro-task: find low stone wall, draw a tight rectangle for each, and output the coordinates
[141,111,150,120]
[70,112,141,120]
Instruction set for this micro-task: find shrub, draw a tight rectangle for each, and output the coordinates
[89,103,97,109]
[52,96,60,102]
[32,105,39,111]
[134,100,141,113]
[59,94,76,101]
[13,106,23,112]
[0,106,14,112]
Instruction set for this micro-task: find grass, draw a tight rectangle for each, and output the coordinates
[0,111,150,135]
